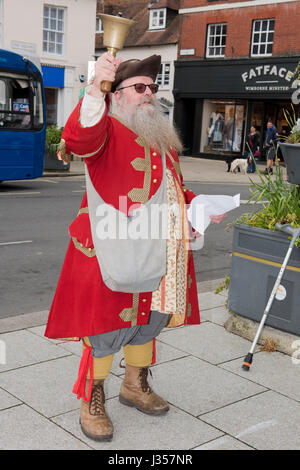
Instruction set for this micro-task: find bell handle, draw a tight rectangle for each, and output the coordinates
[100,47,117,94]
[100,81,112,93]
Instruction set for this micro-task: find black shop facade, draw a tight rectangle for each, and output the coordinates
[173,57,300,160]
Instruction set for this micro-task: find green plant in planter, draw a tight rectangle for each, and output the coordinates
[45,125,63,157]
[235,165,300,233]
[283,105,300,144]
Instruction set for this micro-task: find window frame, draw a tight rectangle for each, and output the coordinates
[206,23,227,58]
[156,62,171,90]
[250,18,275,58]
[96,17,103,33]
[43,5,66,57]
[149,8,167,30]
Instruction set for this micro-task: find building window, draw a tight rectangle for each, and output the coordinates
[43,5,65,55]
[149,8,167,30]
[96,17,103,33]
[156,62,170,89]
[206,23,227,58]
[251,19,274,57]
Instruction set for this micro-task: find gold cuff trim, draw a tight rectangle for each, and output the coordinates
[77,207,89,216]
[71,135,107,159]
[72,237,95,257]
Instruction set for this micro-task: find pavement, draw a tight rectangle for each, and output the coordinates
[1,157,299,451]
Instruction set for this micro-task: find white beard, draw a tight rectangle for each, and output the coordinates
[110,94,183,155]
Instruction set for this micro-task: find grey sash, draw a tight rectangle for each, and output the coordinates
[85,154,167,293]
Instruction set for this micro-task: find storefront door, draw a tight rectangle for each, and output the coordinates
[248,101,300,160]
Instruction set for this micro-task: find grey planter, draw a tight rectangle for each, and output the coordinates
[228,224,300,335]
[44,150,70,171]
[280,142,300,185]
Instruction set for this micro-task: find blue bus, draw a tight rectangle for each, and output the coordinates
[0,49,46,182]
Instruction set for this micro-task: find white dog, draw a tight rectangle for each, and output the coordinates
[230,158,248,174]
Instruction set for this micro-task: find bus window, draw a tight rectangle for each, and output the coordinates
[0,72,44,131]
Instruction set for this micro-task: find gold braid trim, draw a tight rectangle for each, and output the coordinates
[72,237,95,257]
[71,134,107,159]
[119,294,140,327]
[127,138,152,204]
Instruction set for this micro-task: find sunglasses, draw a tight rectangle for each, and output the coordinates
[116,83,159,94]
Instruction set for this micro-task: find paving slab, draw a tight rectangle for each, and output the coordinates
[0,355,122,418]
[0,329,71,372]
[198,291,226,311]
[0,404,90,450]
[158,323,254,365]
[200,305,231,326]
[52,397,223,450]
[220,351,300,402]
[0,388,21,410]
[194,435,253,450]
[201,390,300,450]
[142,356,266,416]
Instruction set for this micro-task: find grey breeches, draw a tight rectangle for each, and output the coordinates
[88,310,170,358]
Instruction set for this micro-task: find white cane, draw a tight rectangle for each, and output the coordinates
[242,223,300,371]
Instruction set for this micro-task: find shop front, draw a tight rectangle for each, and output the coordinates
[173,57,300,160]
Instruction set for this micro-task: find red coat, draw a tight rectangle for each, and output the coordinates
[44,98,200,340]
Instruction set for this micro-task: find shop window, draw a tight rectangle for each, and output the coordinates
[156,62,170,89]
[206,23,227,58]
[201,100,246,155]
[251,19,274,57]
[43,5,65,56]
[149,9,167,30]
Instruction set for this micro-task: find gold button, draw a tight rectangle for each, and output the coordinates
[183,188,187,192]
[152,165,157,170]
[153,152,157,156]
[153,178,158,183]
[142,298,147,303]
[80,243,84,248]
[88,247,92,252]
[141,312,146,316]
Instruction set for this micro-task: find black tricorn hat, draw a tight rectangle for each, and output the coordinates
[112,54,161,92]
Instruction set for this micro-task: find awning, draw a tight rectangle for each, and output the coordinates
[42,65,65,88]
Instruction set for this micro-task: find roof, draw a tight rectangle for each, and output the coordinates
[95,0,179,51]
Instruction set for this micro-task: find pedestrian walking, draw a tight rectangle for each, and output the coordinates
[44,53,226,442]
[246,125,260,173]
[263,119,279,175]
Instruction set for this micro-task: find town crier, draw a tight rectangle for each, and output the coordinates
[44,53,225,442]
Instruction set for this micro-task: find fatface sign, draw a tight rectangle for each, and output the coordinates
[241,64,295,92]
[174,57,300,98]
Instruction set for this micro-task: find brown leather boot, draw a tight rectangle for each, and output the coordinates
[119,364,169,415]
[80,379,113,441]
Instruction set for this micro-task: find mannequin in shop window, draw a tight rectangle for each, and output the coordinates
[208,111,224,145]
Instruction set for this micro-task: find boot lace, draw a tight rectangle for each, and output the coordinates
[89,381,105,416]
[139,367,153,394]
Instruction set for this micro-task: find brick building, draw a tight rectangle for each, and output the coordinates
[174,0,300,158]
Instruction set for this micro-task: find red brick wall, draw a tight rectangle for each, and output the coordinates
[179,2,300,58]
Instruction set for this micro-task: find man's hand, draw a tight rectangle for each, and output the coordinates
[89,53,122,99]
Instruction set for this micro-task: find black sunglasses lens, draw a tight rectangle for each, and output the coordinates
[134,83,158,94]
[134,84,146,93]
[149,84,158,94]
